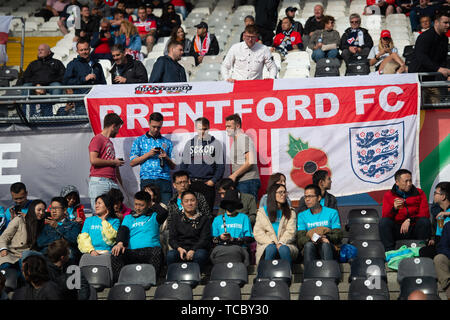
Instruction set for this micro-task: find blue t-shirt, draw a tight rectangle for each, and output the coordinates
[297,206,341,231]
[81,216,121,252]
[129,133,173,181]
[211,212,253,241]
[121,212,161,249]
[436,209,450,237]
[0,201,31,233]
[263,206,283,237]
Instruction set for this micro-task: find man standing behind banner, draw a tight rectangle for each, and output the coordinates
[221,25,277,82]
[225,113,261,202]
[88,113,124,211]
[148,40,187,83]
[130,112,176,205]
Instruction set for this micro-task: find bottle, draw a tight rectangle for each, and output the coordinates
[318,37,322,43]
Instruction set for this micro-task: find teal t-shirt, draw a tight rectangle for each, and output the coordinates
[211,212,253,240]
[263,206,283,237]
[436,208,450,237]
[297,206,341,231]
[81,216,121,251]
[121,212,161,249]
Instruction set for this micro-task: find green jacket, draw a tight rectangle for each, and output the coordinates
[385,245,421,270]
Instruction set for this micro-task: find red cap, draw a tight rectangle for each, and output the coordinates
[380,30,391,38]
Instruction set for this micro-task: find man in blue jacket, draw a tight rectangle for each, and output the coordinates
[148,40,186,83]
[63,39,106,115]
[180,117,225,210]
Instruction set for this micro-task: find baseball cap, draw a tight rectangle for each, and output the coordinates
[380,29,391,38]
[286,6,298,13]
[195,21,208,29]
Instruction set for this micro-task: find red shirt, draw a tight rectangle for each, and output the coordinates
[133,18,157,36]
[171,0,186,6]
[381,186,430,224]
[273,31,302,47]
[88,133,116,180]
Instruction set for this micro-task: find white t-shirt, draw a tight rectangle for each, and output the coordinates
[368,46,398,68]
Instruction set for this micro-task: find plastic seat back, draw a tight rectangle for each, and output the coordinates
[397,257,437,284]
[107,284,147,300]
[350,240,386,259]
[349,257,387,282]
[394,240,426,250]
[303,260,342,284]
[117,263,156,290]
[166,262,201,288]
[0,268,18,293]
[250,279,290,300]
[398,276,439,300]
[153,282,193,300]
[348,278,390,300]
[348,223,381,241]
[210,262,248,287]
[298,279,339,300]
[347,208,379,225]
[80,265,112,291]
[202,280,242,300]
[256,259,292,286]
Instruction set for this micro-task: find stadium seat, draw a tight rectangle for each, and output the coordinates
[347,208,380,226]
[81,265,112,292]
[303,260,342,284]
[394,239,426,250]
[191,70,220,82]
[88,285,98,300]
[250,279,290,300]
[202,280,242,300]
[107,284,147,300]
[348,278,390,300]
[255,259,292,286]
[397,257,437,284]
[348,223,381,241]
[398,276,439,300]
[166,262,201,288]
[79,253,113,280]
[314,65,340,77]
[298,279,340,300]
[345,61,370,76]
[116,263,156,290]
[153,282,193,300]
[350,240,386,259]
[0,268,18,293]
[349,257,387,283]
[209,262,248,287]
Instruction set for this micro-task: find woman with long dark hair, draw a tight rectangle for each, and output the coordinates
[77,194,120,256]
[164,26,192,56]
[159,3,181,37]
[259,172,292,208]
[254,184,298,264]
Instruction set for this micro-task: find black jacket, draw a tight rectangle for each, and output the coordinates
[169,211,211,252]
[408,26,448,73]
[12,281,63,300]
[340,27,374,51]
[189,33,220,65]
[304,16,323,36]
[18,52,66,86]
[255,0,280,31]
[110,54,148,84]
[63,55,106,93]
[46,260,91,300]
[149,55,187,83]
[167,191,212,229]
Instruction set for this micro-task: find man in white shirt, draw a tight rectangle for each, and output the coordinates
[221,25,277,82]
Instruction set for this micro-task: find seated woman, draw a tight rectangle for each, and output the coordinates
[158,3,182,38]
[107,188,132,221]
[272,17,303,56]
[368,30,407,74]
[254,184,298,265]
[77,194,120,256]
[167,191,211,271]
[210,189,254,266]
[308,15,340,63]
[111,191,168,281]
[297,184,343,264]
[60,185,86,226]
[115,20,142,60]
[0,200,46,271]
[164,26,192,56]
[259,173,292,209]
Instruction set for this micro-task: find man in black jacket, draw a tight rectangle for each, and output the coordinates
[17,44,66,116]
[189,22,220,66]
[339,13,374,64]
[110,44,148,84]
[303,4,325,47]
[255,0,281,46]
[149,40,186,83]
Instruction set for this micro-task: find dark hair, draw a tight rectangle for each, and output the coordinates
[107,188,124,204]
[76,39,90,49]
[143,183,162,204]
[167,39,183,51]
[170,26,185,41]
[195,117,210,128]
[10,182,26,194]
[172,170,190,183]
[304,184,321,197]
[321,15,335,27]
[181,190,197,200]
[64,191,80,207]
[267,173,286,193]
[103,112,123,128]
[113,9,125,17]
[95,194,117,218]
[135,190,151,203]
[80,4,90,11]
[435,8,450,20]
[47,239,69,264]
[394,169,412,181]
[244,24,259,35]
[111,43,125,53]
[266,184,290,223]
[225,113,242,127]
[22,255,50,286]
[312,170,329,186]
[217,178,235,191]
[51,196,68,209]
[282,16,292,24]
[244,15,255,22]
[149,112,164,122]
[25,199,46,248]
[436,181,450,200]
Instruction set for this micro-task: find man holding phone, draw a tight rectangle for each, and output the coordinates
[130,112,176,205]
[0,182,33,235]
[379,169,431,251]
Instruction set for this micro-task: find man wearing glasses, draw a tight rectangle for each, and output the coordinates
[339,13,373,65]
[221,25,277,82]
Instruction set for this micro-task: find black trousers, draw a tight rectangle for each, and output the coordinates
[189,180,216,211]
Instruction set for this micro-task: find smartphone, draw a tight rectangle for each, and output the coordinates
[45,211,52,219]
[311,233,321,243]
[118,157,124,161]
[154,147,162,153]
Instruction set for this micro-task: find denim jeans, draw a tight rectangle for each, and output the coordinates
[88,176,119,211]
[140,178,173,206]
[236,179,261,202]
[21,82,62,117]
[303,241,334,265]
[166,248,209,272]
[312,48,339,63]
[174,6,187,19]
[263,243,292,264]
